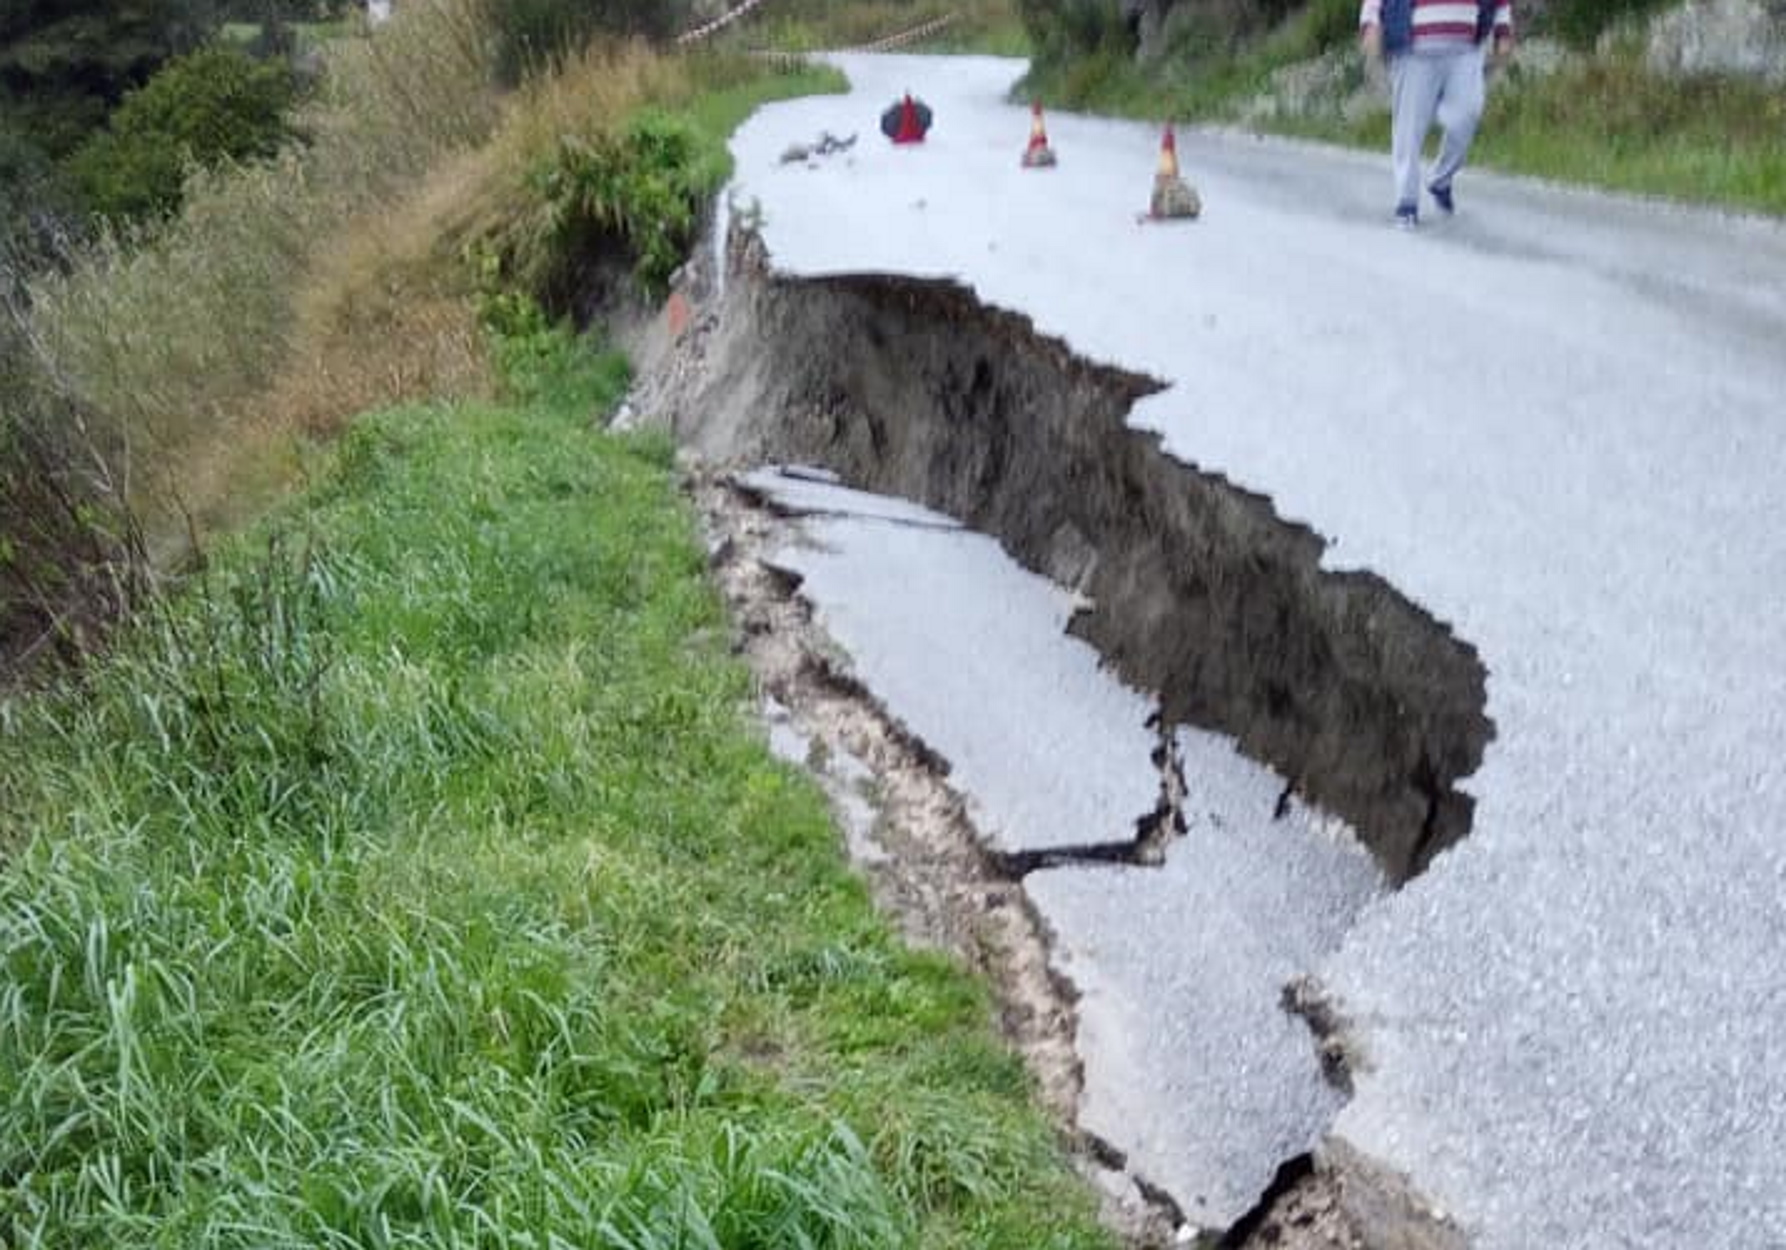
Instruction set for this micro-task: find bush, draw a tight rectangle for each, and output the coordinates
[1018,0,1136,67]
[1543,0,1676,47]
[536,111,725,298]
[67,44,299,222]
[467,46,839,312]
[481,0,695,84]
[1304,0,1364,52]
[0,127,77,253]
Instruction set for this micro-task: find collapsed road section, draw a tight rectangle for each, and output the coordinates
[698,462,1390,1244]
[634,223,1487,1244]
[658,228,1493,885]
[630,48,1786,1250]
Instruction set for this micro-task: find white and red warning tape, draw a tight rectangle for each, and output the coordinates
[677,0,773,45]
[679,3,959,51]
[847,12,957,51]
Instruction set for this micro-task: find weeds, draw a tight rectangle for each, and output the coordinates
[0,325,1114,1248]
[1472,56,1786,212]
[465,43,842,311]
[1273,47,1786,216]
[7,2,841,649]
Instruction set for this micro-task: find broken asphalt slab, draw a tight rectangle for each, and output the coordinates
[750,470,1387,1231]
[750,468,1156,857]
[715,53,1786,1248]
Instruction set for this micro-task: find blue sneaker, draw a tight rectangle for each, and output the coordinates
[1429,182,1455,214]
[1394,202,1419,229]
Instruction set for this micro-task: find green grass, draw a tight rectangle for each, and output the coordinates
[1027,19,1786,217]
[1472,56,1786,213]
[1271,51,1786,215]
[1019,0,1358,119]
[0,325,1114,1249]
[678,57,850,152]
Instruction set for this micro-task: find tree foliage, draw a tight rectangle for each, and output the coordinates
[65,43,298,221]
[1542,0,1676,46]
[482,0,696,85]
[0,0,221,159]
[1016,0,1137,67]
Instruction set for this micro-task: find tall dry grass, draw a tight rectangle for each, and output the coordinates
[20,0,503,550]
[10,0,833,561]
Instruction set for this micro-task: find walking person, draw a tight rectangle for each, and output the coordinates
[1360,0,1514,226]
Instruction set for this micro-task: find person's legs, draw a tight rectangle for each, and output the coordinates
[1389,54,1444,216]
[1428,45,1487,197]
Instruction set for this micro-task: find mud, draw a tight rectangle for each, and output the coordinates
[649,227,1492,885]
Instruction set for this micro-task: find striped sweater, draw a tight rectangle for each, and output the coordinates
[1360,0,1512,49]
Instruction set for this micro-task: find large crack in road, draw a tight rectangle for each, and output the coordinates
[700,460,1400,1248]
[693,470,1184,1245]
[628,223,1489,1246]
[620,50,1786,1249]
[663,227,1494,886]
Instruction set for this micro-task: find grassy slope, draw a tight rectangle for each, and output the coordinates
[0,329,1114,1248]
[1023,9,1786,216]
[1270,50,1786,215]
[2,13,1112,1244]
[1467,55,1786,212]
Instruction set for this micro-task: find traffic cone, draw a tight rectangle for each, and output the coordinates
[1021,100,1057,168]
[1149,123,1201,220]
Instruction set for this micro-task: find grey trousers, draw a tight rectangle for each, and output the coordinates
[1389,44,1486,210]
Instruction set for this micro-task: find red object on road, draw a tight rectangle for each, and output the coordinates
[880,93,933,144]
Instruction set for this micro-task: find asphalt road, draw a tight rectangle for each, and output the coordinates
[726,54,1786,1248]
[746,465,1385,1231]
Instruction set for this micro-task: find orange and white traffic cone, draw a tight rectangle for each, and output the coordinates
[1021,100,1057,168]
[1148,123,1200,220]
[1157,124,1180,179]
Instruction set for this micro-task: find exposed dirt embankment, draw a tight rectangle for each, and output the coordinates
[652,229,1492,884]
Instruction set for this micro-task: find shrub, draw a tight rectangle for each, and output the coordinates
[536,110,725,298]
[1018,0,1136,68]
[67,44,300,222]
[0,127,77,253]
[480,0,695,85]
[466,43,837,313]
[1300,0,1365,54]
